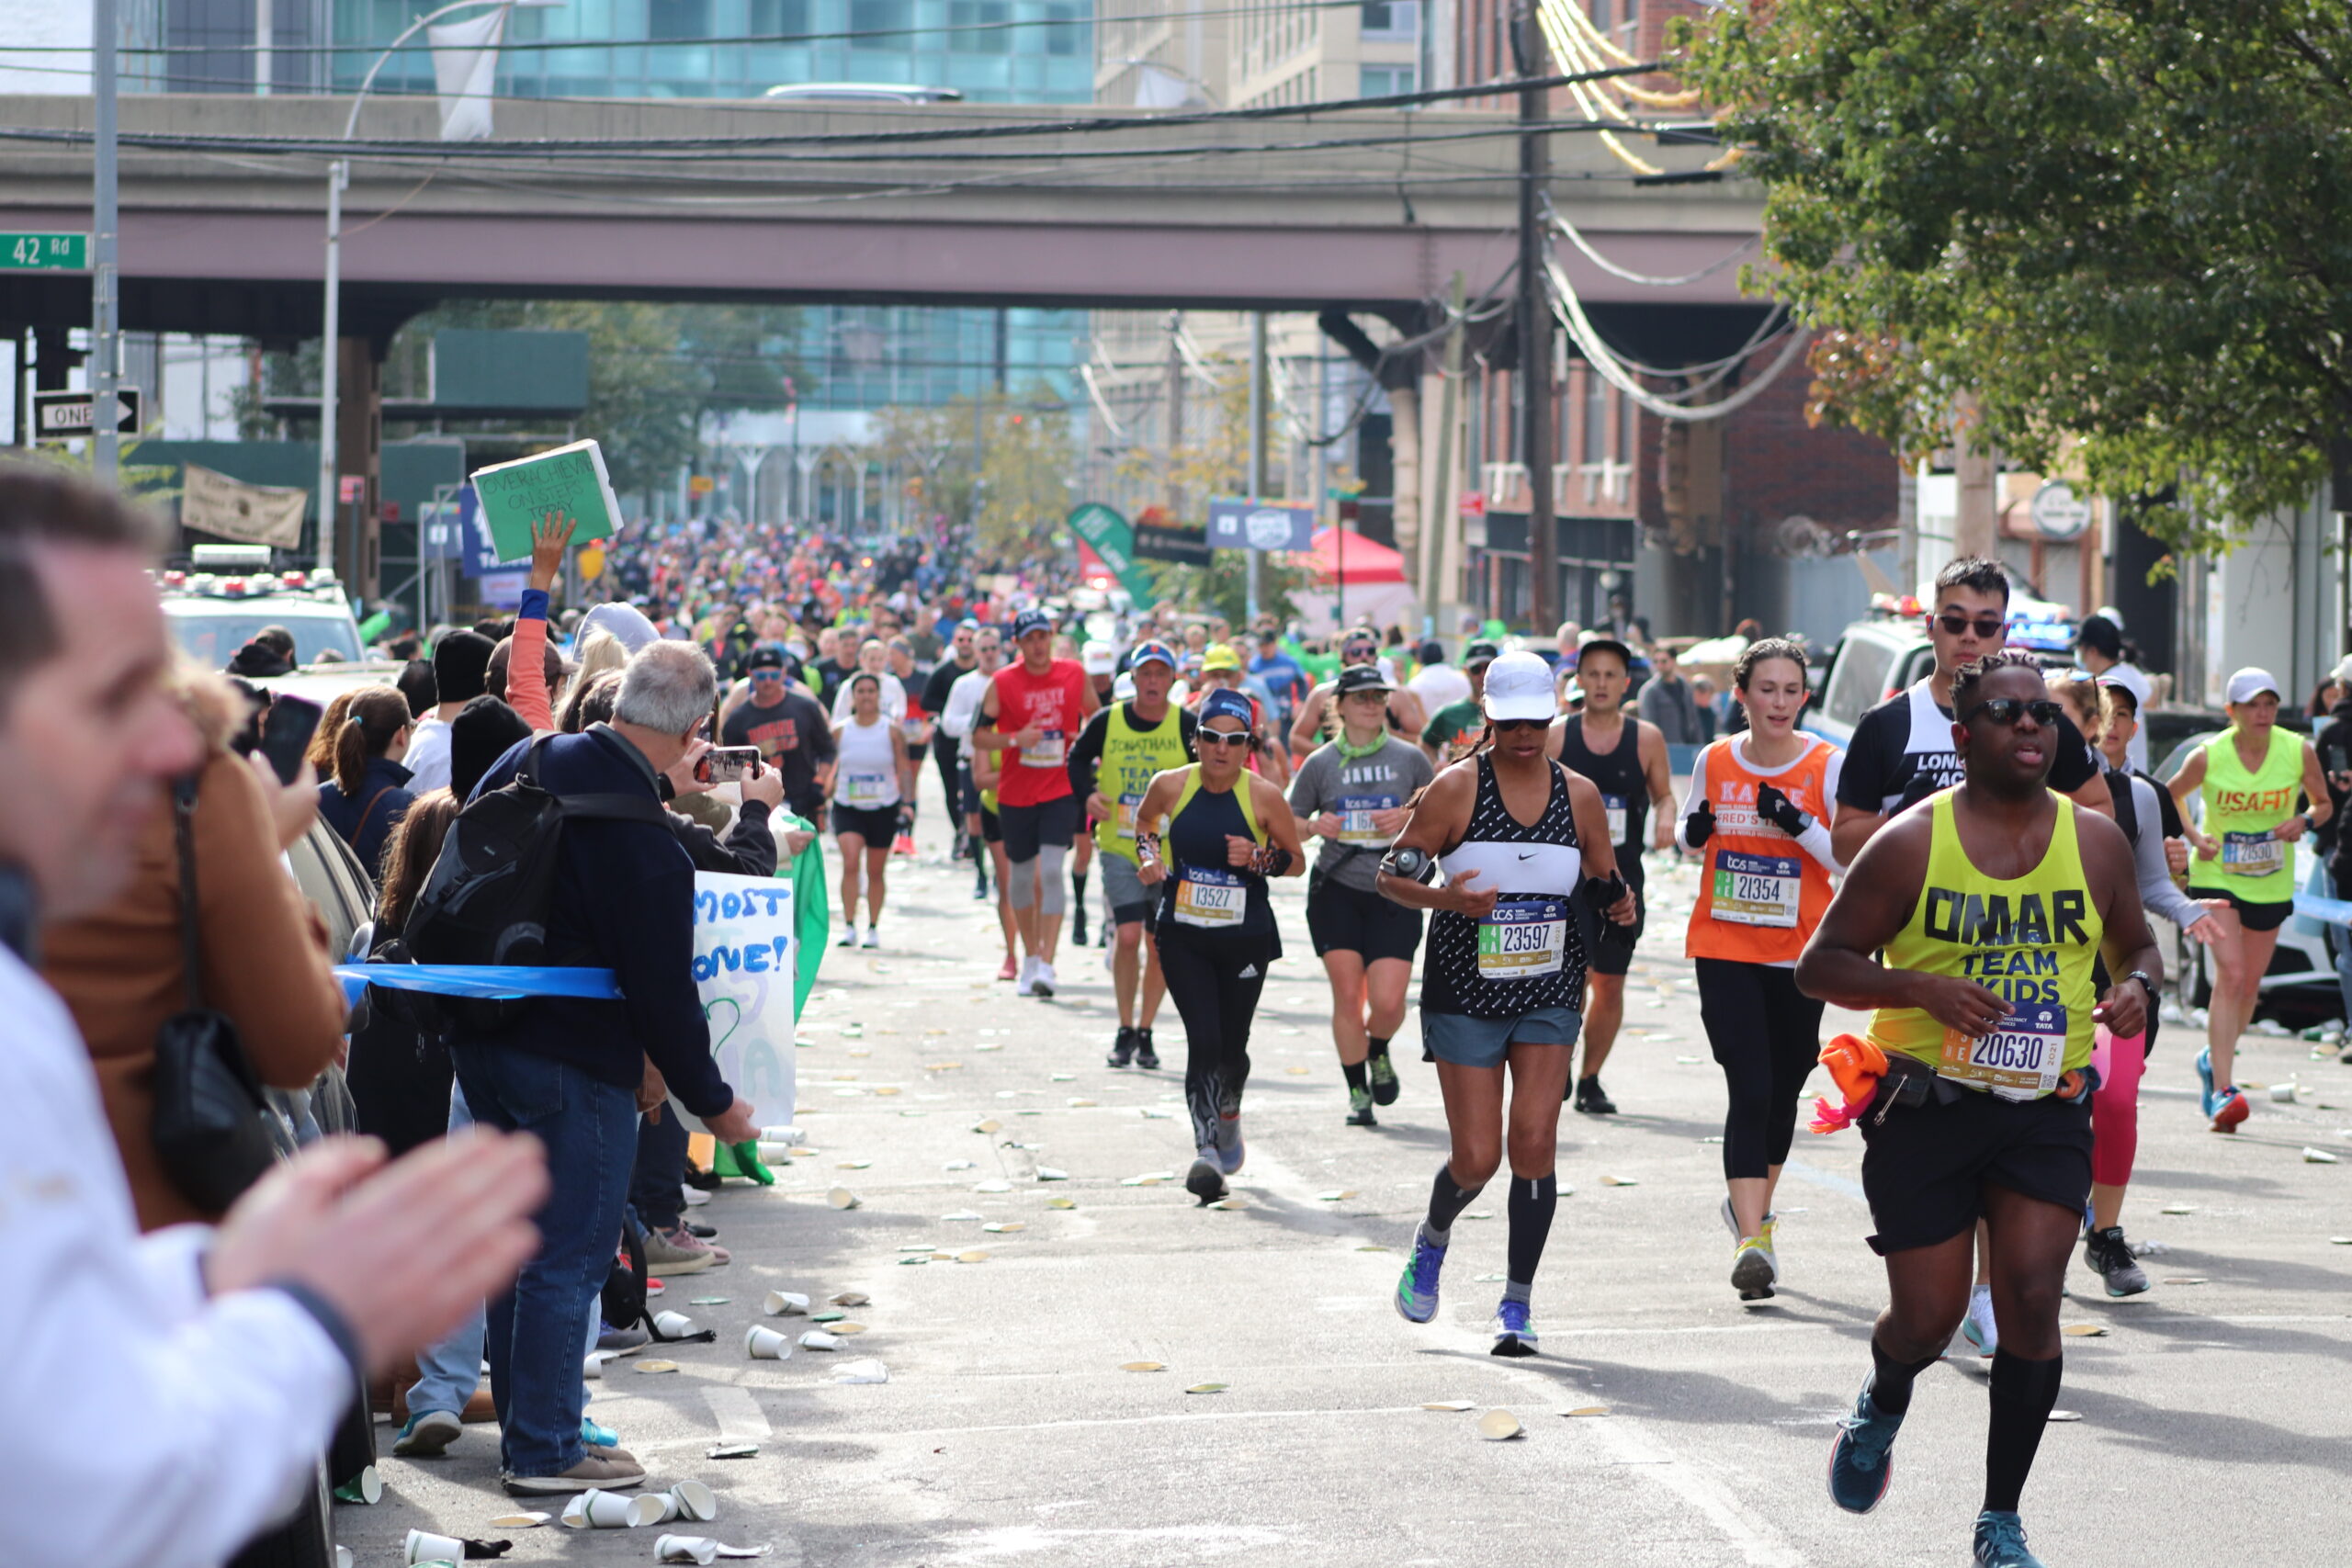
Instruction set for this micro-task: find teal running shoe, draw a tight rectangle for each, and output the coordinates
[391,1409,460,1458]
[1491,1298,1538,1355]
[582,1416,618,1450]
[1973,1510,2048,1567]
[1826,1374,1904,1514]
[2194,1045,2215,1104]
[1395,1228,1447,1323]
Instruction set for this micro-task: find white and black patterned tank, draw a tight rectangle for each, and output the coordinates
[1420,752,1586,1019]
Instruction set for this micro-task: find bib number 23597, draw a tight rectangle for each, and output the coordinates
[1477,898,1566,979]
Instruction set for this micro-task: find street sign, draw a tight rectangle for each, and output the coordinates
[2029,479,2093,542]
[338,475,365,503]
[1133,517,1211,567]
[689,475,716,496]
[31,386,140,439]
[1458,491,1487,517]
[1206,499,1315,552]
[0,232,89,272]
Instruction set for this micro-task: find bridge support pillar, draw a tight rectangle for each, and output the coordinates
[331,335,382,600]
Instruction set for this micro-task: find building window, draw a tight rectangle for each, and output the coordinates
[649,0,712,40]
[1044,3,1084,57]
[1362,0,1419,40]
[1588,0,1612,28]
[1582,369,1607,466]
[850,0,912,49]
[750,0,810,36]
[1616,386,1633,465]
[1362,64,1417,97]
[951,0,1012,53]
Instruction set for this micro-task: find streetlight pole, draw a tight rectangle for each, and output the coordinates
[317,0,557,570]
[1513,0,1556,637]
[91,0,120,485]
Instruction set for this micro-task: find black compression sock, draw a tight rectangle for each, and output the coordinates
[1984,1350,2063,1513]
[1073,870,1088,908]
[1421,1163,1487,1244]
[1869,1337,1945,1416]
[1367,1035,1391,1060]
[1342,1060,1369,1091]
[1506,1172,1558,1286]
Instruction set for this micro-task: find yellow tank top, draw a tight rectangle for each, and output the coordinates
[2185,725,2301,901]
[1870,790,2102,1099]
[1092,702,1195,863]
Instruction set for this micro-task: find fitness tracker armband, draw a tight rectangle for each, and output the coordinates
[1379,844,1438,885]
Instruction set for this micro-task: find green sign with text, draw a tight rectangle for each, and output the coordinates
[1067,502,1156,603]
[0,233,90,272]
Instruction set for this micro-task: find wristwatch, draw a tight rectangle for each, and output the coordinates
[2122,969,2158,1003]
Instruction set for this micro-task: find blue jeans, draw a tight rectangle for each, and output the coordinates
[631,1107,691,1232]
[453,1043,637,1478]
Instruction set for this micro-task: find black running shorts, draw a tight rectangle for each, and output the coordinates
[1857,1082,2094,1256]
[1000,793,1082,862]
[1305,877,1423,964]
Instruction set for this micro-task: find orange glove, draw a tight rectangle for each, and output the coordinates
[1809,1032,1890,1134]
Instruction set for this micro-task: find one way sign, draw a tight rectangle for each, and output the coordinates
[33,386,141,440]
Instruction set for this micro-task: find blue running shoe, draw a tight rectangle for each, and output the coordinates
[1395,1228,1446,1323]
[2195,1045,2215,1104]
[1973,1510,2048,1567]
[581,1416,618,1450]
[1214,1110,1246,1175]
[1826,1374,1904,1514]
[1492,1298,1538,1353]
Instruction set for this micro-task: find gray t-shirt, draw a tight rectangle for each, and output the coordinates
[1287,737,1435,892]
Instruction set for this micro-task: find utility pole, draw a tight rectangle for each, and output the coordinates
[1246,311,1266,626]
[1514,0,1555,636]
[255,0,273,94]
[1424,272,1466,621]
[91,0,120,485]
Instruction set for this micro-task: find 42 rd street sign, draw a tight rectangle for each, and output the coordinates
[0,232,91,272]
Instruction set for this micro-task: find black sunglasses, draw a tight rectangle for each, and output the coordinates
[1935,613,2007,639]
[1488,716,1548,733]
[1962,697,2064,728]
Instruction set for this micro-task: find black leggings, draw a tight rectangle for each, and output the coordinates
[1696,956,1826,1181]
[931,732,961,822]
[1158,937,1270,1151]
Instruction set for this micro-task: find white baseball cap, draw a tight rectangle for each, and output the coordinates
[1081,642,1116,676]
[2224,667,2281,705]
[1481,650,1558,722]
[2094,662,2150,711]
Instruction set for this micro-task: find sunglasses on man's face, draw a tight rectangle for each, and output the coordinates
[1342,645,1378,662]
[1962,697,2064,728]
[751,669,784,682]
[1198,728,1253,749]
[1935,612,2007,639]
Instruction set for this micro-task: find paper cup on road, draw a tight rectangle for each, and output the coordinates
[763,1290,810,1316]
[653,1310,697,1337]
[404,1530,466,1565]
[2272,1082,2300,1102]
[834,1357,889,1383]
[561,1488,664,1529]
[759,1124,806,1145]
[657,1536,721,1565]
[745,1324,794,1359]
[657,1481,718,1524]
[757,1142,797,1164]
[798,1329,842,1351]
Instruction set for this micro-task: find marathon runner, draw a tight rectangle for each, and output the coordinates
[941,625,1002,904]
[1068,643,1121,944]
[829,671,916,949]
[721,646,836,829]
[1068,640,1196,1070]
[1378,651,1634,1354]
[1676,637,1843,1300]
[2167,666,2331,1131]
[1130,688,1306,1203]
[1289,663,1435,1126]
[1831,556,2112,1352]
[976,609,1100,997]
[1547,635,1678,1114]
[1419,639,1499,765]
[1193,646,1292,786]
[1288,630,1427,758]
[1796,650,2158,1568]
[922,618,979,861]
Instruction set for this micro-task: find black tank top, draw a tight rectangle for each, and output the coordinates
[1555,715,1645,875]
[1421,754,1588,1018]
[1156,769,1279,950]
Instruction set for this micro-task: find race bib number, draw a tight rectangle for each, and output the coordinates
[1114,791,1143,840]
[1942,1002,2066,1101]
[1477,897,1568,979]
[842,771,889,807]
[1337,794,1398,847]
[1710,850,1801,928]
[1020,728,1066,768]
[1602,793,1629,847]
[1172,865,1246,929]
[2222,830,2283,877]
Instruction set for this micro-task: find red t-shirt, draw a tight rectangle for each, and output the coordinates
[990,659,1088,807]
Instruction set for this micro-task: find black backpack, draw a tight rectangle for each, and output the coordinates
[404,734,670,1030]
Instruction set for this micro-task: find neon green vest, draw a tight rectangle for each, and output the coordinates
[2186,726,2301,902]
[1093,703,1195,862]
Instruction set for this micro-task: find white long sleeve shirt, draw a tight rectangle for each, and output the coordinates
[0,946,351,1568]
[942,667,993,760]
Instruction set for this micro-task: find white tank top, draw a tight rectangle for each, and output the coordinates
[831,716,902,809]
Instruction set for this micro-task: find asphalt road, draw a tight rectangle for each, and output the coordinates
[338,797,2352,1568]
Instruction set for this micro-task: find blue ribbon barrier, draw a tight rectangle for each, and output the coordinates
[334,963,626,1008]
[2292,893,2352,930]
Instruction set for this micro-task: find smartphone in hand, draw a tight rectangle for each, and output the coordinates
[255,694,324,785]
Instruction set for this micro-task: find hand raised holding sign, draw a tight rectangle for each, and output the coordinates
[527,510,578,592]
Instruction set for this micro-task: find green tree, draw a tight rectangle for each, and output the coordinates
[1678,1,2352,549]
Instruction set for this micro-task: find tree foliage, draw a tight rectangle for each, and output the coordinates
[1677,1,2352,548]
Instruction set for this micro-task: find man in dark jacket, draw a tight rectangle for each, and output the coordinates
[458,638,758,1496]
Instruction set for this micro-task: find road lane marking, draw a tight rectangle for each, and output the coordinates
[703,1384,772,1438]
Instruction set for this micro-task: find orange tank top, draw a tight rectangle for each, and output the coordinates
[1684,735,1837,965]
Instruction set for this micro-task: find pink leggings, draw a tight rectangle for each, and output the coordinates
[2089,1025,2145,1188]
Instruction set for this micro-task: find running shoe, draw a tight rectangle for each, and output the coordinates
[1572,1076,1618,1115]
[1491,1298,1539,1354]
[892,832,917,857]
[597,1321,648,1352]
[1394,1228,1447,1323]
[1973,1510,2049,1568]
[1134,1028,1160,1070]
[1071,917,1087,947]
[581,1416,619,1450]
[835,928,857,948]
[972,875,992,902]
[1962,1283,1998,1357]
[391,1409,462,1458]
[2208,1082,2250,1133]
[1015,956,1041,996]
[1214,1110,1246,1174]
[1033,960,1057,998]
[1732,1235,1778,1301]
[861,927,880,949]
[1184,1148,1228,1204]
[1367,1052,1400,1107]
[2082,1226,2151,1297]
[1346,1085,1378,1127]
[998,954,1018,981]
[1108,1026,1137,1068]
[1826,1373,1904,1514]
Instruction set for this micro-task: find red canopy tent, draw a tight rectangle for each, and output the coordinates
[1303,525,1408,584]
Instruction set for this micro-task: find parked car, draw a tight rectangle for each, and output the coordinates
[763,83,964,104]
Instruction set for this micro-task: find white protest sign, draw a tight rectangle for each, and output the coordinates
[670,871,796,1133]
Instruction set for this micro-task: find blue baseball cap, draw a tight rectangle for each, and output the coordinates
[1012,608,1052,640]
[1199,688,1255,730]
[1129,640,1179,671]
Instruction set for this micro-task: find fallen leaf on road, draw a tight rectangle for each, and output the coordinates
[2062,1324,2109,1337]
[1122,1361,1166,1372]
[1186,1382,1228,1394]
